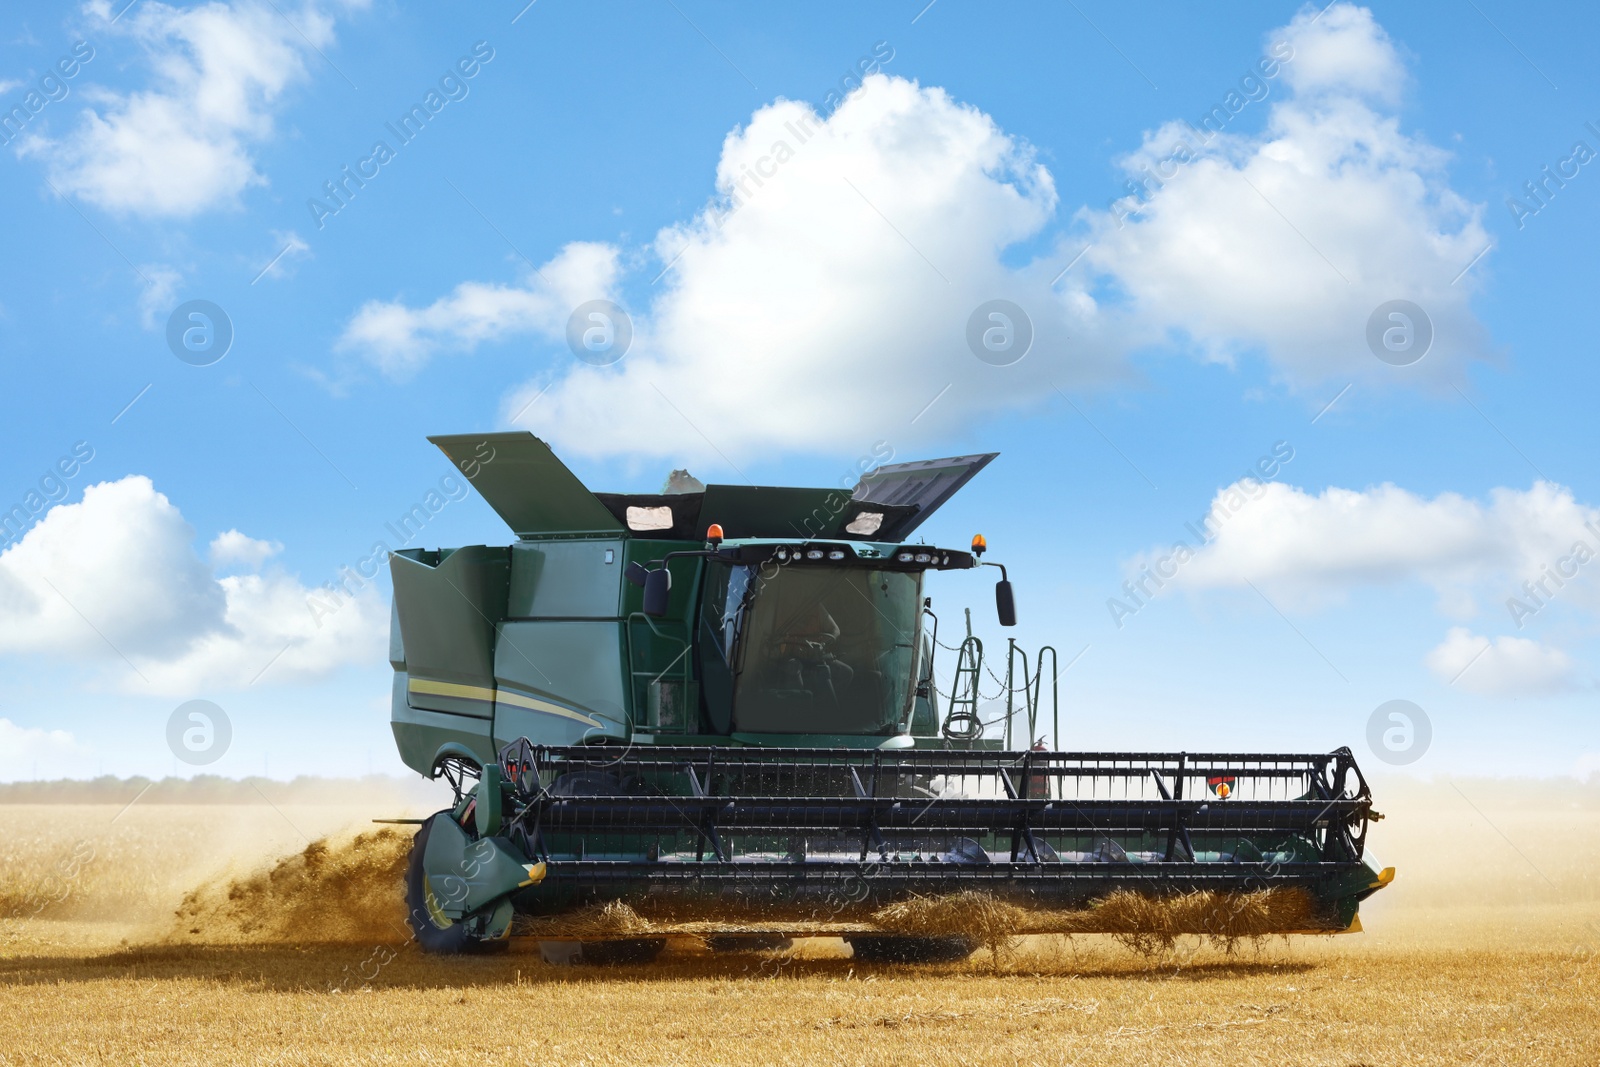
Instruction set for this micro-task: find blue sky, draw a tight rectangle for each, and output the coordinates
[0,0,1596,781]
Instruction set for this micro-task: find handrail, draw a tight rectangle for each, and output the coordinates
[624,611,693,737]
[1033,645,1059,748]
[1004,640,1032,749]
[625,611,693,682]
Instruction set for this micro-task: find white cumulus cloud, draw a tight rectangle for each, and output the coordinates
[1425,628,1578,696]
[512,77,1134,461]
[0,476,384,694]
[1147,479,1600,618]
[343,75,1128,460]
[1082,3,1491,387]
[1125,478,1597,692]
[20,1,357,217]
[335,3,1491,458]
[208,529,282,570]
[338,241,622,379]
[0,476,227,659]
[254,229,312,282]
[0,719,87,780]
[136,262,182,328]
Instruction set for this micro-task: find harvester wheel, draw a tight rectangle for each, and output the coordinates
[576,939,667,965]
[404,818,509,955]
[845,935,977,963]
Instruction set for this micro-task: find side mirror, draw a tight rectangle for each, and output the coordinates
[995,579,1017,627]
[643,568,672,617]
[624,561,650,588]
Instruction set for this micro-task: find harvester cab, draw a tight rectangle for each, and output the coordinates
[387,432,1393,959]
[389,432,1013,765]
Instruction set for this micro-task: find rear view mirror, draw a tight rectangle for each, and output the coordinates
[995,579,1017,627]
[624,561,650,588]
[643,568,672,617]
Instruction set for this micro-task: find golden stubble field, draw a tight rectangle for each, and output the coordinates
[1,775,1597,1066]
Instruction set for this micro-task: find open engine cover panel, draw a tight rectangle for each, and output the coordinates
[430,432,624,538]
[433,432,998,543]
[851,453,997,539]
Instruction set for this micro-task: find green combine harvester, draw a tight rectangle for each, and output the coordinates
[389,432,1392,960]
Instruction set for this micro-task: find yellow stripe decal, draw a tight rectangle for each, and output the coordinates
[407,678,601,728]
[494,688,604,727]
[408,678,495,703]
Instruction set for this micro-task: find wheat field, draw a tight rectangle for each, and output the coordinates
[1,776,1597,1066]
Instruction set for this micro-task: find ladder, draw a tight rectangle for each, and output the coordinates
[935,611,1063,748]
[941,609,984,740]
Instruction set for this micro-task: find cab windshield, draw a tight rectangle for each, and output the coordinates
[703,563,922,735]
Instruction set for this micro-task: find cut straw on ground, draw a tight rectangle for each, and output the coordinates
[168,828,411,944]
[509,888,1329,955]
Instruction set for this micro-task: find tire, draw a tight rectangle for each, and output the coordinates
[404,817,509,955]
[845,935,977,963]
[577,938,667,965]
[706,934,793,953]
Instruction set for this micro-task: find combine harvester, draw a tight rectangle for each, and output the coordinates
[389,433,1391,960]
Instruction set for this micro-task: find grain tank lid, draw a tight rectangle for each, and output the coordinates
[697,485,841,539]
[592,492,705,539]
[428,432,624,537]
[850,453,998,537]
[691,488,923,541]
[591,489,922,541]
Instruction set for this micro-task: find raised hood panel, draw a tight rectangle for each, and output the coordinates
[850,453,998,537]
[430,432,624,538]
